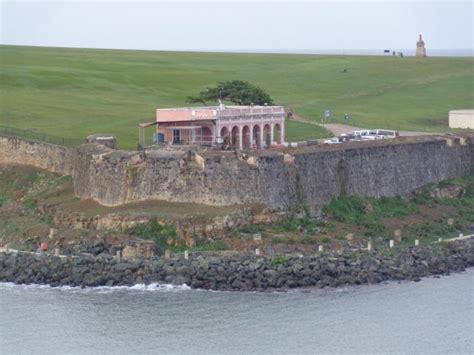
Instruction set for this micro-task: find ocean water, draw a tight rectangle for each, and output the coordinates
[1,270,473,355]
[230,48,473,57]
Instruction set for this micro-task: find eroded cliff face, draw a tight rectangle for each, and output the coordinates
[1,135,473,216]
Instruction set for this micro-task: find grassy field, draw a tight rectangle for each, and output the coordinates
[1,45,472,149]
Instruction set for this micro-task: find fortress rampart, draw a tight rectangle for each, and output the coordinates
[1,134,473,216]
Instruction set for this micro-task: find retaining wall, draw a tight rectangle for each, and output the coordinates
[1,134,473,216]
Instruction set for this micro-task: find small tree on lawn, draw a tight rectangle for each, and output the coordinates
[187,80,274,106]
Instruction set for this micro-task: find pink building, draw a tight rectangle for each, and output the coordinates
[153,105,285,149]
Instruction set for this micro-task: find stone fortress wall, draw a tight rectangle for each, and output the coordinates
[1,134,473,216]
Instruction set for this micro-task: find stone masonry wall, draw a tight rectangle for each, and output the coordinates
[0,137,75,175]
[1,134,473,216]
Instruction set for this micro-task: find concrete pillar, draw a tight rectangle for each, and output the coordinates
[54,248,60,257]
[116,250,121,260]
[367,241,372,251]
[259,124,264,149]
[164,250,171,260]
[238,125,243,150]
[280,119,285,143]
[184,250,189,260]
[438,237,442,243]
[389,240,395,248]
[415,239,419,246]
[255,248,260,256]
[318,245,324,252]
[270,123,275,144]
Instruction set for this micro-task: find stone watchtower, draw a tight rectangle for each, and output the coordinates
[416,34,426,57]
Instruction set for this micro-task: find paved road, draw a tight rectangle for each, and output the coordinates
[292,115,436,137]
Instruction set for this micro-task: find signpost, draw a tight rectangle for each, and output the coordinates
[324,109,331,123]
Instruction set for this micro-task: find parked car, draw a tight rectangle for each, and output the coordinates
[323,137,342,144]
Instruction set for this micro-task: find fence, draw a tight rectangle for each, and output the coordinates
[0,126,84,147]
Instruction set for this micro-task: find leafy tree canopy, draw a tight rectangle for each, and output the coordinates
[187,80,274,106]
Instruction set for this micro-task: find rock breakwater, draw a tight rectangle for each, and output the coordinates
[1,239,473,291]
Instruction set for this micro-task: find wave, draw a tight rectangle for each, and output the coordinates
[0,281,192,293]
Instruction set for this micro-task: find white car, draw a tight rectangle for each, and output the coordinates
[323,137,342,144]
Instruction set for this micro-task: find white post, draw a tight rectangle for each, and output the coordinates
[116,250,121,260]
[415,239,419,246]
[438,237,442,243]
[389,240,394,248]
[459,233,464,238]
[184,250,189,260]
[259,124,264,149]
[54,248,60,257]
[367,241,372,251]
[318,245,324,252]
[270,123,275,144]
[255,248,260,256]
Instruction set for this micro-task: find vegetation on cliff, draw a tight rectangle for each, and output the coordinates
[1,163,472,257]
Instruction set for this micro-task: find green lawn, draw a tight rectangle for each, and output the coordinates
[1,45,472,149]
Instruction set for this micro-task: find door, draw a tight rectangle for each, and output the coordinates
[173,129,180,144]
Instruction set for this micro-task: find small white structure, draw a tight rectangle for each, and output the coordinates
[449,110,474,129]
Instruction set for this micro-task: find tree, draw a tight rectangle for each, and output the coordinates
[187,80,274,106]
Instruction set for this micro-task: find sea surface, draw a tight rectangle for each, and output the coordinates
[1,270,473,355]
[230,48,473,57]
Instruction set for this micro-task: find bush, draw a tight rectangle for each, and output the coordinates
[320,236,331,244]
[128,220,179,252]
[404,221,457,240]
[192,240,226,252]
[324,196,366,223]
[373,196,419,218]
[22,198,36,211]
[271,255,288,266]
[274,216,318,233]
[239,224,265,233]
[0,194,8,206]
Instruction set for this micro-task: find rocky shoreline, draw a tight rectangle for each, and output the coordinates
[1,238,473,291]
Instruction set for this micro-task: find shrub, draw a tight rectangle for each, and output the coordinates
[274,216,318,233]
[191,240,226,252]
[239,224,265,233]
[324,196,366,223]
[128,220,179,253]
[271,255,288,266]
[0,194,8,206]
[321,236,331,244]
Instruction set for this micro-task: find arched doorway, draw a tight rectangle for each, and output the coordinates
[263,124,271,147]
[242,126,251,149]
[231,126,240,148]
[201,127,212,143]
[253,125,261,149]
[220,126,229,146]
[274,123,282,144]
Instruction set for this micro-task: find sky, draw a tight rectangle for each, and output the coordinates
[0,0,473,52]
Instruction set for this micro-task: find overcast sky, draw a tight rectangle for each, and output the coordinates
[1,0,472,51]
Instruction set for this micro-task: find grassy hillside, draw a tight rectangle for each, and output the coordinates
[1,45,472,148]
